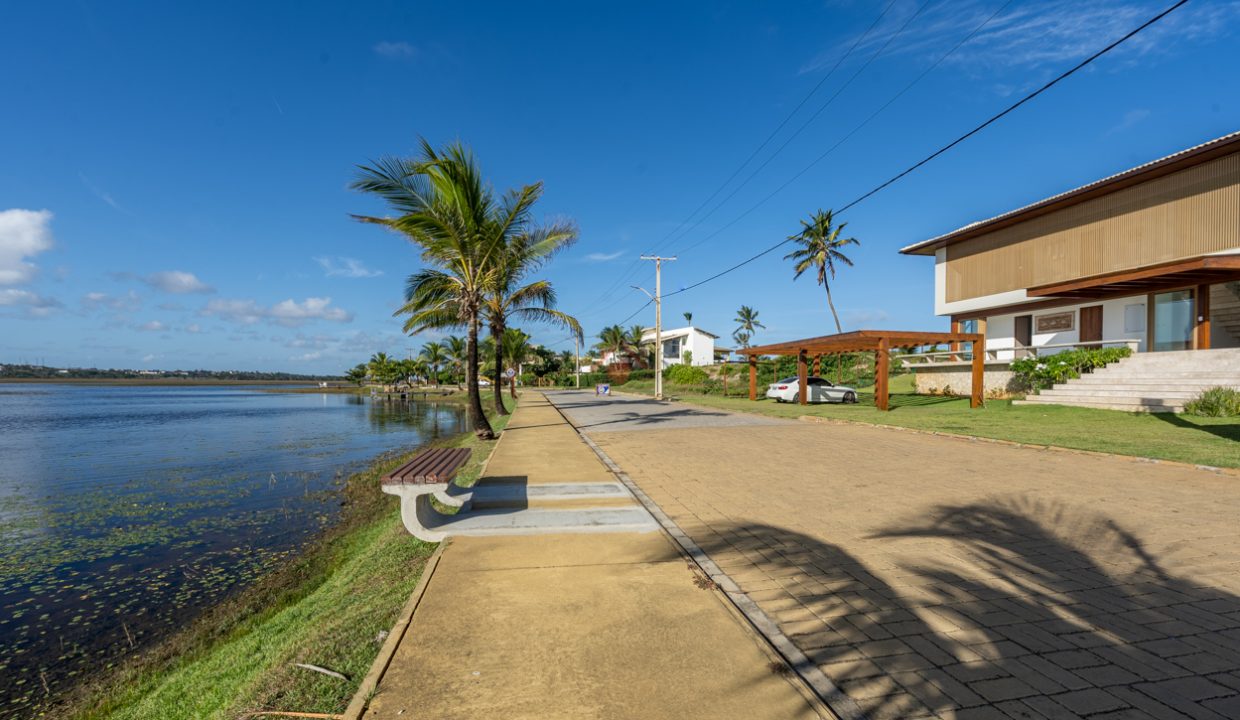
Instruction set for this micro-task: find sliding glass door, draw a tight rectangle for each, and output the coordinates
[1152,289,1194,351]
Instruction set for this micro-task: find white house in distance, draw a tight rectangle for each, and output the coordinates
[640,326,719,367]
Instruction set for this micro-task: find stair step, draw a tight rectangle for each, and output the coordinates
[1015,398,1181,413]
[1039,388,1207,399]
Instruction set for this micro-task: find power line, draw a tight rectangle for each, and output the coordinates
[661,0,1188,301]
[665,0,937,255]
[653,0,901,249]
[671,0,1014,258]
[570,0,900,320]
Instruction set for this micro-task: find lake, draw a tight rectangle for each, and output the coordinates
[0,384,466,717]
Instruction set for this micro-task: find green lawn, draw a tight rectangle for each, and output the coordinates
[66,406,513,720]
[622,380,1239,469]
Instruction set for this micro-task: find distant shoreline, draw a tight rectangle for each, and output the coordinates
[0,378,333,386]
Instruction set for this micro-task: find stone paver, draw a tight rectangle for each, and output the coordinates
[548,391,1240,720]
[363,392,827,719]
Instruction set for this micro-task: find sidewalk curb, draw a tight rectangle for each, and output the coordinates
[545,393,859,720]
[342,539,449,720]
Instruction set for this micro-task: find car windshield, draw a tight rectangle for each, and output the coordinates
[776,377,798,384]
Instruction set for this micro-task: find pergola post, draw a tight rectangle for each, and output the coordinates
[797,349,808,406]
[748,355,757,401]
[875,338,890,411]
[812,355,820,377]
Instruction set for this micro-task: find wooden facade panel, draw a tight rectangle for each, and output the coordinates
[946,153,1240,302]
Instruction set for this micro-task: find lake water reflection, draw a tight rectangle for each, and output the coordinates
[0,384,465,716]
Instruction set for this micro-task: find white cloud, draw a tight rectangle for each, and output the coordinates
[0,288,62,316]
[142,270,214,294]
[78,173,129,213]
[1106,108,1151,135]
[584,251,624,262]
[314,256,383,278]
[842,308,890,326]
[0,209,54,286]
[82,290,143,313]
[184,323,203,333]
[802,1,1240,75]
[141,353,158,363]
[373,41,417,59]
[291,351,323,362]
[202,296,353,328]
[136,320,167,332]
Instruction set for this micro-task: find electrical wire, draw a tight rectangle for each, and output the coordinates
[661,0,1189,300]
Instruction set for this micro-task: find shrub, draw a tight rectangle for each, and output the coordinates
[1184,386,1240,417]
[627,369,655,381]
[664,364,709,385]
[1010,346,1132,392]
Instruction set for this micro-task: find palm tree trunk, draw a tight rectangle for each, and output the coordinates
[825,284,843,334]
[466,314,495,440]
[490,321,509,416]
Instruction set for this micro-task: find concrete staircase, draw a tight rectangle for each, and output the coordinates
[1016,348,1240,413]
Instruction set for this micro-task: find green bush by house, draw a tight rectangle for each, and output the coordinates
[1184,386,1240,417]
[1010,346,1133,392]
[664,364,709,384]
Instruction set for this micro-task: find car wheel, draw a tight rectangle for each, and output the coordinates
[844,391,857,404]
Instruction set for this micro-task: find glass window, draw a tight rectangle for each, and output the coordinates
[1153,290,1193,351]
[1124,303,1146,333]
[960,319,978,334]
[662,337,681,359]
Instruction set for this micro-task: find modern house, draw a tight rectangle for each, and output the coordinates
[640,326,719,367]
[901,131,1240,411]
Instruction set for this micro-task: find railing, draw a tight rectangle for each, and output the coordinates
[894,338,1140,366]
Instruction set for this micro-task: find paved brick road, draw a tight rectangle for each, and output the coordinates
[549,391,1240,720]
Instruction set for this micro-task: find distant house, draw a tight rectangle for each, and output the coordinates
[640,326,718,367]
[900,131,1240,357]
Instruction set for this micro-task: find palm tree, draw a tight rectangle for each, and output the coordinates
[368,352,393,387]
[626,324,652,369]
[683,311,693,325]
[352,139,536,439]
[483,225,582,415]
[501,328,533,376]
[734,305,765,342]
[444,335,467,385]
[596,324,631,365]
[345,363,368,386]
[733,330,751,349]
[784,209,859,333]
[419,341,447,386]
[557,349,574,373]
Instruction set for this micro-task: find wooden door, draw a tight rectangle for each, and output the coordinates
[1015,315,1032,355]
[1080,305,1103,344]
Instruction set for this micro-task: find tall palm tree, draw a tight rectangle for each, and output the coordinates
[683,311,693,325]
[368,352,392,386]
[784,209,859,333]
[444,335,467,385]
[352,139,532,439]
[626,324,651,369]
[419,341,447,386]
[483,226,582,415]
[501,328,532,375]
[734,306,765,341]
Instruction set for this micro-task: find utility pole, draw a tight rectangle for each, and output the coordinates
[636,255,676,401]
[574,335,580,389]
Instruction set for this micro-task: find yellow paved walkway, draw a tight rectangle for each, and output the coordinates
[361,392,828,720]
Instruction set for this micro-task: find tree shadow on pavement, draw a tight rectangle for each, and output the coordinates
[695,499,1240,718]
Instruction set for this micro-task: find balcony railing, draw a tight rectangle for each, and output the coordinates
[894,338,1140,366]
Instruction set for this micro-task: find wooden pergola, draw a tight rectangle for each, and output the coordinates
[734,330,986,411]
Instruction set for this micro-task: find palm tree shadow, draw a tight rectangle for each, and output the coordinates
[1149,411,1240,443]
[695,498,1240,718]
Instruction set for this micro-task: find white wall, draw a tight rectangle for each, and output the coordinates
[643,326,717,366]
[981,295,1147,359]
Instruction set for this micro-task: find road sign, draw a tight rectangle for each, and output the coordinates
[505,368,516,378]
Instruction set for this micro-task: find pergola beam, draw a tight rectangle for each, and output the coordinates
[733,329,986,412]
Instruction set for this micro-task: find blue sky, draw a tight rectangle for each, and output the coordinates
[2,1,1237,373]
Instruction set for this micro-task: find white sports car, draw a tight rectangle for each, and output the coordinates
[765,376,858,404]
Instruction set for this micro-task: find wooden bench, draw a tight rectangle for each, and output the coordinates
[381,447,472,486]
[380,447,474,542]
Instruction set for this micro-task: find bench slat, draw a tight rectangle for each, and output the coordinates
[381,447,471,485]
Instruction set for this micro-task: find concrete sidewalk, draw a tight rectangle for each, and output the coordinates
[359,392,829,719]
